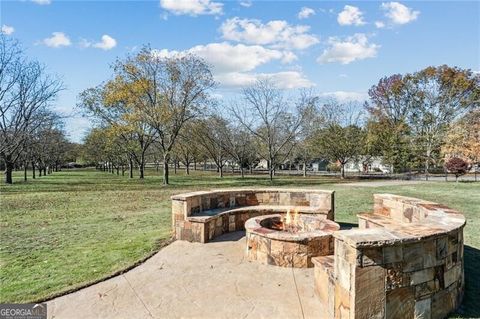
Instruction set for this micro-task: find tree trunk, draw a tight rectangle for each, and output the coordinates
[129,158,134,178]
[43,167,47,176]
[186,163,190,175]
[341,164,346,179]
[39,166,42,177]
[240,167,244,178]
[163,154,169,185]
[303,161,307,177]
[425,159,429,181]
[269,169,273,181]
[4,156,13,184]
[122,165,125,176]
[174,160,177,174]
[24,162,28,181]
[194,160,197,171]
[203,160,207,171]
[116,166,119,175]
[219,165,223,178]
[32,161,36,179]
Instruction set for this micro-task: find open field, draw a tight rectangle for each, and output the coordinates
[1,169,479,317]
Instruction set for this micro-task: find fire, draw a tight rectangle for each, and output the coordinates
[282,209,299,232]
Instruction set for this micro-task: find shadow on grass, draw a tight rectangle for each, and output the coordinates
[453,245,480,318]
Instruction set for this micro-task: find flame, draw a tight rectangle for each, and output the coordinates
[282,209,299,232]
[293,209,299,225]
[285,209,292,225]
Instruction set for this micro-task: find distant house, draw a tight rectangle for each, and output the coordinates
[311,159,330,171]
[344,156,392,174]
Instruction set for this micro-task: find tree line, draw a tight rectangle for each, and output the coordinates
[2,39,479,184]
[0,36,79,184]
[79,45,479,183]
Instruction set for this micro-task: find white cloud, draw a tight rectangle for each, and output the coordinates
[216,71,314,89]
[319,91,368,102]
[337,5,365,26]
[42,32,71,48]
[152,42,313,89]
[1,25,14,35]
[381,2,419,25]
[375,21,386,28]
[160,0,223,16]
[317,33,379,64]
[281,51,298,64]
[220,17,319,50]
[239,0,252,7]
[298,7,315,19]
[31,0,51,4]
[93,35,117,50]
[79,35,117,50]
[153,42,286,73]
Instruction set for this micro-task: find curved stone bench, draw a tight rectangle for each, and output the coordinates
[313,194,466,319]
[171,188,335,243]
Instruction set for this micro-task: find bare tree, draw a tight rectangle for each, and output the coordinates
[232,80,313,181]
[193,117,229,178]
[0,36,63,184]
[221,123,256,178]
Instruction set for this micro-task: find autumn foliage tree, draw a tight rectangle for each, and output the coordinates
[445,157,471,182]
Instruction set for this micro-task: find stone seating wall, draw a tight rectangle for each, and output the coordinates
[314,194,466,319]
[171,189,335,243]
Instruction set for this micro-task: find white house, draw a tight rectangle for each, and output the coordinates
[344,156,392,174]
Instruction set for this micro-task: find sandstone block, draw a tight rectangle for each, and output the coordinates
[383,245,403,264]
[436,236,448,259]
[414,298,431,319]
[336,257,351,291]
[404,242,424,272]
[410,268,435,285]
[360,247,383,267]
[386,287,414,319]
[423,240,438,268]
[353,266,385,319]
[415,280,438,299]
[334,284,350,319]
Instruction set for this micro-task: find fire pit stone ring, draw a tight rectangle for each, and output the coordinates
[245,213,340,268]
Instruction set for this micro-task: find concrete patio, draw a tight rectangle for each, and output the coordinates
[47,232,325,319]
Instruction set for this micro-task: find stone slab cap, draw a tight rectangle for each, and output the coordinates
[171,188,334,200]
[333,228,414,248]
[245,213,339,242]
[338,194,466,248]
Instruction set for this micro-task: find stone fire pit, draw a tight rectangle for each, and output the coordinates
[245,213,340,268]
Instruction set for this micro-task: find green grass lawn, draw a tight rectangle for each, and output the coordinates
[1,169,479,317]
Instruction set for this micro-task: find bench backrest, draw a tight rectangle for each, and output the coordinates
[171,189,334,217]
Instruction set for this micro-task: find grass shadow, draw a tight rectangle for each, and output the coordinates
[452,245,480,318]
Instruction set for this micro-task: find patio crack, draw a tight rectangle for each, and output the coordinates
[292,268,305,319]
[123,274,155,318]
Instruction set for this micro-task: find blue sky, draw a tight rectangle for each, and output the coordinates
[1,0,479,142]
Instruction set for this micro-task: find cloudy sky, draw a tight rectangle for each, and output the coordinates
[1,0,479,142]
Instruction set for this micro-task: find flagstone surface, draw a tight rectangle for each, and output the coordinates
[47,232,325,319]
